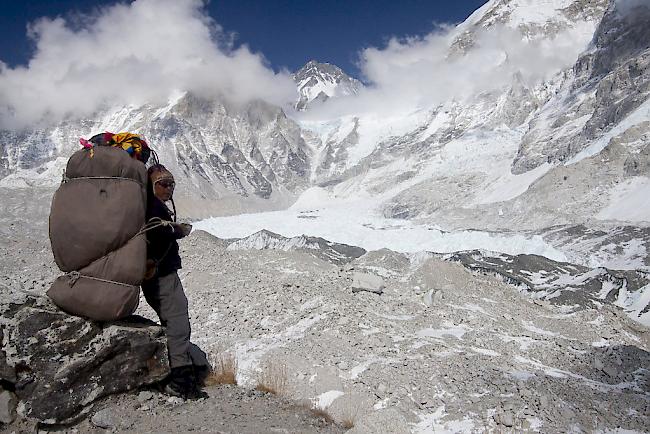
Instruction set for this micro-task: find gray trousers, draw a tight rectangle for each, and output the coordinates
[142,272,192,368]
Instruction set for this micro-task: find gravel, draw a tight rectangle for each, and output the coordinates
[1,193,649,433]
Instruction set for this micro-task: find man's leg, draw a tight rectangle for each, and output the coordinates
[154,272,192,368]
[143,272,205,398]
[142,278,162,317]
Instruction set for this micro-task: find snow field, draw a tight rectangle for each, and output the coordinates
[195,195,567,261]
[596,177,650,223]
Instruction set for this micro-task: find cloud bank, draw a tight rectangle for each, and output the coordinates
[0,0,296,130]
[1,0,604,129]
[300,20,597,119]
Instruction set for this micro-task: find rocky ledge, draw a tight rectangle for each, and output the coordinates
[0,296,169,425]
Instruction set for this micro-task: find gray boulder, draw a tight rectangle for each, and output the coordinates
[91,408,123,430]
[351,272,385,295]
[0,389,17,424]
[0,297,169,423]
[0,328,15,383]
[347,408,410,434]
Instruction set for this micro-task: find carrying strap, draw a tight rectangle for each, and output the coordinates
[141,217,175,279]
[62,172,144,187]
[65,271,139,289]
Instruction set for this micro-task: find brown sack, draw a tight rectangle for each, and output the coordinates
[48,145,148,321]
[47,275,140,321]
[49,179,145,271]
[80,234,147,285]
[47,235,146,321]
[65,146,148,184]
[49,147,147,271]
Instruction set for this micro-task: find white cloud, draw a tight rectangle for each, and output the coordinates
[0,0,296,129]
[299,20,595,120]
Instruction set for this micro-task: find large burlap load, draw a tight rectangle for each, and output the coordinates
[48,146,148,321]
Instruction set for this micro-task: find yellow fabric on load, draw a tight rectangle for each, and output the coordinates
[112,132,145,160]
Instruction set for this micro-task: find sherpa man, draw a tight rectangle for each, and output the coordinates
[143,164,208,400]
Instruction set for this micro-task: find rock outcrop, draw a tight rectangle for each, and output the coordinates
[226,229,366,265]
[444,249,650,324]
[0,296,169,424]
[512,0,650,173]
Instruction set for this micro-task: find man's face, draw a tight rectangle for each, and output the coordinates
[153,176,175,202]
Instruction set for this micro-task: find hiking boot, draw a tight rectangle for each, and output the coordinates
[184,384,209,400]
[164,382,208,400]
[194,364,210,387]
[164,366,208,400]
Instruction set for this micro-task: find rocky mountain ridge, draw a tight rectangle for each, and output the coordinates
[227,229,366,265]
[0,94,312,217]
[512,0,650,173]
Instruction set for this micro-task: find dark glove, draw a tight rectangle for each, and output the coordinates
[172,222,192,238]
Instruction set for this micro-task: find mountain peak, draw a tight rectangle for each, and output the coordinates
[296,60,346,78]
[293,60,362,111]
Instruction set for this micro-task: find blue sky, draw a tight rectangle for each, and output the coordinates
[1,0,487,77]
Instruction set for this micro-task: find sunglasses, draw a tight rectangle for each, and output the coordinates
[155,180,175,189]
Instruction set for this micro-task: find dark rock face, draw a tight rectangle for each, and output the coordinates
[588,2,650,83]
[444,249,650,320]
[512,1,650,174]
[206,153,249,197]
[0,297,169,423]
[302,235,366,265]
[0,328,15,386]
[573,344,650,394]
[222,143,272,198]
[227,229,366,265]
[624,142,650,176]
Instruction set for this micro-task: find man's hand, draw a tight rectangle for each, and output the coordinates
[172,222,192,237]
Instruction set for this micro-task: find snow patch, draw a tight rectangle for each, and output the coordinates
[566,100,650,165]
[412,407,476,434]
[312,390,344,409]
[596,177,650,223]
[475,163,552,204]
[417,323,469,340]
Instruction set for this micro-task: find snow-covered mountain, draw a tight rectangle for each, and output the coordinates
[0,94,312,217]
[513,0,649,173]
[297,0,649,232]
[1,0,648,252]
[458,0,608,36]
[293,60,362,110]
